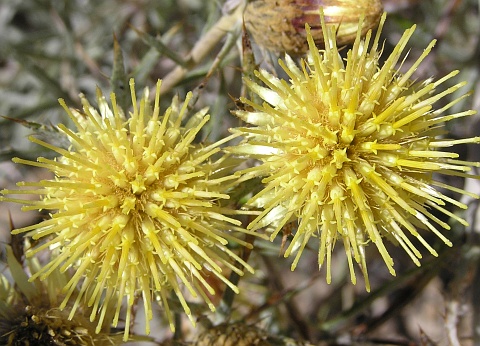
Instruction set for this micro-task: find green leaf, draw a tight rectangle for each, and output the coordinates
[111,34,129,111]
[6,246,36,303]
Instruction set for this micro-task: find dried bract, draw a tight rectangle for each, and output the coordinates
[244,0,383,54]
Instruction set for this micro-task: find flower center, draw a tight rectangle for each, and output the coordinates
[113,171,150,215]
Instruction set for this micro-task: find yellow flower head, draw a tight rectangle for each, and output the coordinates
[1,79,254,340]
[229,12,480,290]
[0,243,123,345]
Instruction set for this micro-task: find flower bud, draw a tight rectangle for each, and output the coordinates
[244,0,383,54]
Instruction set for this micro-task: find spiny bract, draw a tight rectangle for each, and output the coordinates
[0,243,124,345]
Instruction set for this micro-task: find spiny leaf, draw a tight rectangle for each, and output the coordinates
[111,34,128,111]
[2,116,58,132]
[131,25,187,67]
[5,245,37,303]
[1,116,70,150]
[241,21,262,105]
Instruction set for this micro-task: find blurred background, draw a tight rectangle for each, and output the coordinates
[1,0,479,345]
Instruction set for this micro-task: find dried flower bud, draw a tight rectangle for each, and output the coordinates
[0,245,123,346]
[244,0,383,54]
[195,323,270,346]
[194,322,315,346]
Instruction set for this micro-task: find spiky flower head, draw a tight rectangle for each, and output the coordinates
[229,12,480,290]
[0,79,254,340]
[0,243,123,345]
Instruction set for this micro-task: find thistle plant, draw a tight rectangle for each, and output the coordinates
[0,79,254,341]
[1,0,480,345]
[228,11,480,290]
